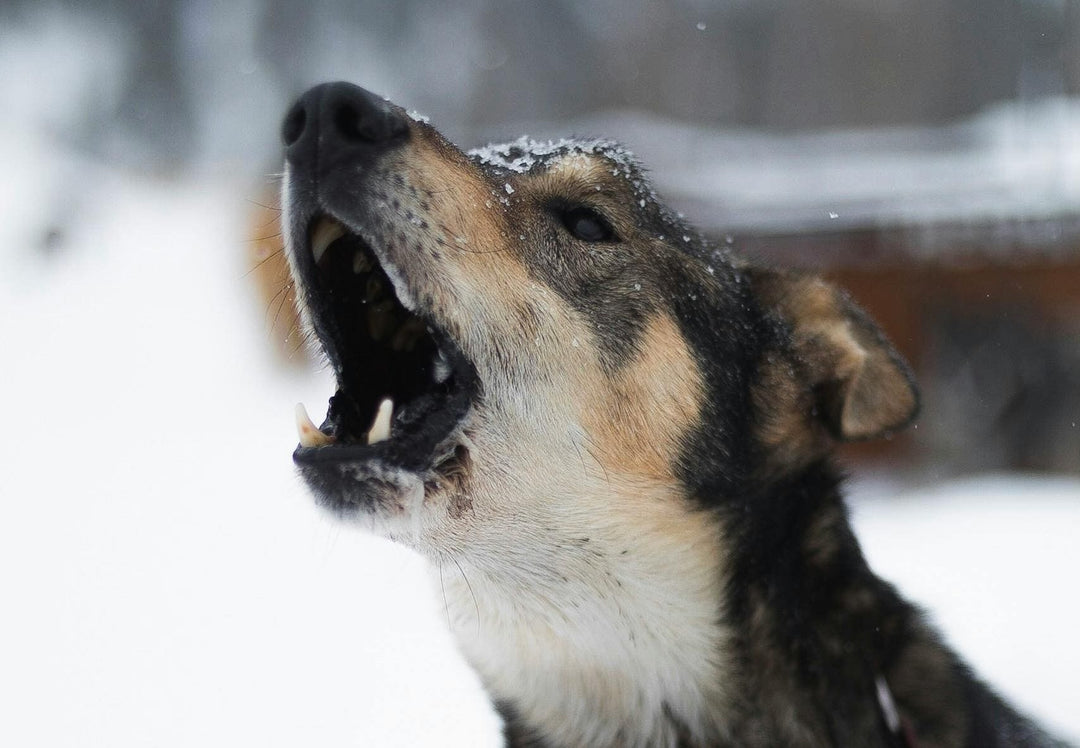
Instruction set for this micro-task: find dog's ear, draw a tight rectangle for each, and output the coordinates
[748,268,918,443]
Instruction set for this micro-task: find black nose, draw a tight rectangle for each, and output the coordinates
[281,82,409,166]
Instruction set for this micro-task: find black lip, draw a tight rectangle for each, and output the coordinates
[291,325,478,468]
[292,352,475,472]
[288,208,478,474]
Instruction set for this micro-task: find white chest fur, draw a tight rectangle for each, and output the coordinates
[432,482,733,748]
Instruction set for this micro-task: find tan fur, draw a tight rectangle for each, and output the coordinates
[247,202,307,365]
[582,313,704,480]
[751,269,917,452]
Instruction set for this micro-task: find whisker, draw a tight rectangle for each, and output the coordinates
[247,196,282,213]
[245,231,283,244]
[452,556,482,637]
[268,283,295,334]
[438,562,452,629]
[582,434,611,485]
[262,283,290,325]
[271,289,296,336]
[285,315,314,359]
[242,247,285,278]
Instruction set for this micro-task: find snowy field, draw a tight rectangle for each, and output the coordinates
[2,140,1078,746]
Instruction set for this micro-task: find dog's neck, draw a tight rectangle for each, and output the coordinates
[431,460,935,747]
[434,480,736,748]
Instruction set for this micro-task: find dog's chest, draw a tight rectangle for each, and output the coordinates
[436,519,733,747]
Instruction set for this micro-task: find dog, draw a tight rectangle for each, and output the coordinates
[278,82,1068,748]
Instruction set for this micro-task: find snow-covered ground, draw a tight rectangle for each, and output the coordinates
[852,475,1080,741]
[0,150,503,745]
[1,141,1077,747]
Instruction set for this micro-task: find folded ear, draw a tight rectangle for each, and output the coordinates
[748,268,918,443]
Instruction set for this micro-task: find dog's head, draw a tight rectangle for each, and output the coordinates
[280,82,917,560]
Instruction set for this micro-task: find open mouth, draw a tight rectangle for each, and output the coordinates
[292,215,476,474]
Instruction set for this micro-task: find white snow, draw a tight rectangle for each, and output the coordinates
[468,135,638,177]
[0,146,501,747]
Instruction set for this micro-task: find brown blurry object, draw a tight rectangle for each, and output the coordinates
[248,197,309,367]
[740,222,1080,472]
[831,261,1080,472]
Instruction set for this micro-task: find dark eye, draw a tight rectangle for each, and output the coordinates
[560,206,617,243]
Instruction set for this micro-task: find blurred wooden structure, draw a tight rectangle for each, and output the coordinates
[741,218,1080,473]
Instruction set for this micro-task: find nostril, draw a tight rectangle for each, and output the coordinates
[283,82,409,163]
[282,101,307,147]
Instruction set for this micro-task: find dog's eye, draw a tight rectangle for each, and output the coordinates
[560,206,617,243]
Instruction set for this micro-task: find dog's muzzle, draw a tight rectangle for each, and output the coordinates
[280,83,477,490]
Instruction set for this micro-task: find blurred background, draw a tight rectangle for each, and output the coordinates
[1,1,1078,745]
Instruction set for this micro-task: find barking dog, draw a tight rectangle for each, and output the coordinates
[279,82,1066,748]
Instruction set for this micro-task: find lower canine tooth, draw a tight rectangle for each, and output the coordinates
[367,398,393,444]
[295,403,336,447]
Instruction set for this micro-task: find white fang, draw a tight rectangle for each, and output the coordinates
[295,402,335,447]
[367,397,394,444]
[311,218,346,266]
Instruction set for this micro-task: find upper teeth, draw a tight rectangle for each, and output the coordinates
[311,217,346,266]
